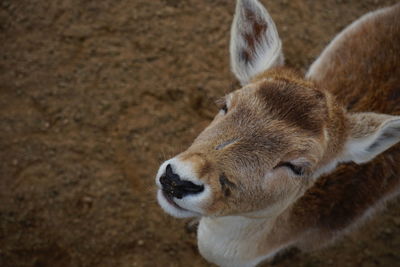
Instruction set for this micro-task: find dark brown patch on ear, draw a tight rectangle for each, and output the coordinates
[219,173,236,197]
[240,49,251,64]
[239,7,268,65]
[257,80,326,135]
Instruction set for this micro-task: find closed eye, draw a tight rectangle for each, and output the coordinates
[221,103,228,114]
[215,97,228,114]
[274,162,304,176]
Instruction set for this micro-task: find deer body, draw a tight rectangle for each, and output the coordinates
[156,1,400,266]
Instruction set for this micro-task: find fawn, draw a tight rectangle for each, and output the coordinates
[155,0,400,266]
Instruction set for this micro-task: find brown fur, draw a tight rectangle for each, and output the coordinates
[159,2,400,265]
[212,2,397,248]
[286,4,400,245]
[240,4,268,64]
[256,69,327,135]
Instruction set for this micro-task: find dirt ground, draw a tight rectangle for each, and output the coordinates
[1,0,400,266]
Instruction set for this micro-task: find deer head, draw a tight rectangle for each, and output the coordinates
[155,0,400,219]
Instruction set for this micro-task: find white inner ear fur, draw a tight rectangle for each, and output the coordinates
[230,0,284,85]
[343,113,400,164]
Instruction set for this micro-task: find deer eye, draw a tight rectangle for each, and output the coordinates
[274,162,304,176]
[216,97,229,115]
[220,103,228,114]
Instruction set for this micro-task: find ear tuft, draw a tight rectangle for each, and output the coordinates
[230,0,283,85]
[343,112,400,164]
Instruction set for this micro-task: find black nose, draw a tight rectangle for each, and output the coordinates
[159,164,204,199]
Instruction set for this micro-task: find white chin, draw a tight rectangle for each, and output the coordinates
[157,190,200,218]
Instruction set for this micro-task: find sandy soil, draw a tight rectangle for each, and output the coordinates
[1,0,400,266]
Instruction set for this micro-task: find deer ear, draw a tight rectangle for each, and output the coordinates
[230,0,284,85]
[342,112,400,164]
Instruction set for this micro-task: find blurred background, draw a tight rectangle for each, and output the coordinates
[1,0,400,266]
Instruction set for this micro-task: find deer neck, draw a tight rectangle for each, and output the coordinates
[197,209,293,267]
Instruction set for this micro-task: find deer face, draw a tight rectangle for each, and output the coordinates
[156,68,330,217]
[156,0,400,218]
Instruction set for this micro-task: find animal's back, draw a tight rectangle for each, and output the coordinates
[293,3,400,241]
[308,3,400,115]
